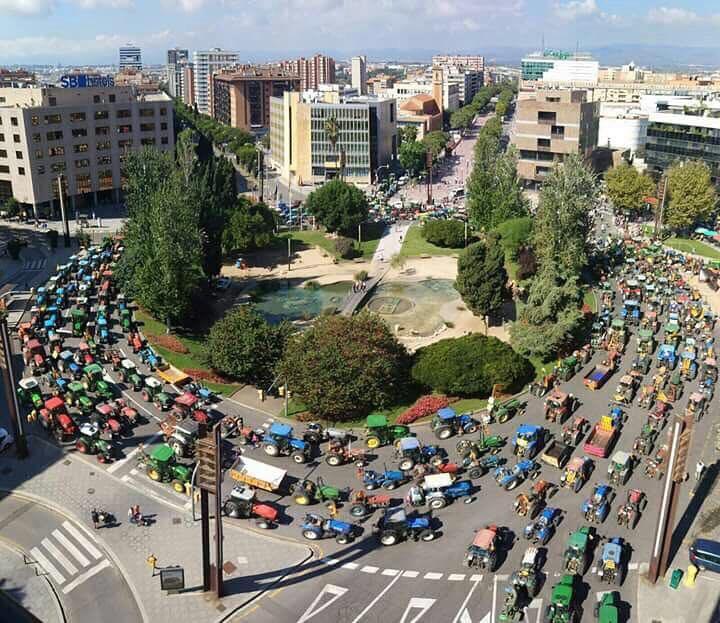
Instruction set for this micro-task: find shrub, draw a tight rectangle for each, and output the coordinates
[396,394,450,425]
[493,216,532,260]
[334,236,356,259]
[411,334,534,397]
[421,219,465,248]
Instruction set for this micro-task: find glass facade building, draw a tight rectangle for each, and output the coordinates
[646,117,720,181]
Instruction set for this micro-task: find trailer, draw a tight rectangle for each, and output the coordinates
[229,456,287,492]
[584,364,613,390]
[583,416,618,458]
[540,440,573,469]
[157,363,192,387]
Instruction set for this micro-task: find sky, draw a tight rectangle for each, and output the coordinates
[1,0,720,65]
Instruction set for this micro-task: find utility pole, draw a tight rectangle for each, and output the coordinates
[358,222,362,244]
[655,175,667,240]
[0,308,28,459]
[426,150,433,205]
[256,148,265,203]
[287,237,292,272]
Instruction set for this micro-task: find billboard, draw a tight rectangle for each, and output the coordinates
[60,74,115,89]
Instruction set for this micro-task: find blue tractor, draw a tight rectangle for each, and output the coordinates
[140,346,161,370]
[523,506,562,545]
[405,473,473,510]
[395,437,444,471]
[300,513,355,544]
[262,423,311,464]
[96,316,110,344]
[621,299,641,325]
[656,344,677,369]
[374,507,435,546]
[512,424,547,459]
[361,467,409,491]
[598,537,626,586]
[494,459,541,491]
[431,407,479,440]
[582,483,612,523]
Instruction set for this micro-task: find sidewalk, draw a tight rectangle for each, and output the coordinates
[0,436,312,623]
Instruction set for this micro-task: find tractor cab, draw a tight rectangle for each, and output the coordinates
[17,377,43,408]
[686,392,707,421]
[465,526,499,570]
[376,507,434,546]
[364,413,411,449]
[607,451,633,485]
[431,407,478,439]
[83,363,105,391]
[599,539,624,585]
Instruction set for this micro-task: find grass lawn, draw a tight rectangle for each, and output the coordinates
[583,288,597,313]
[399,224,464,258]
[663,236,720,260]
[283,222,385,261]
[134,309,242,396]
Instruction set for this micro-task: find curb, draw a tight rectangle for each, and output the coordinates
[0,488,149,623]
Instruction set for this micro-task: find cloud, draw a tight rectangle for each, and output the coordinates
[553,0,599,21]
[647,7,700,25]
[74,0,134,7]
[0,0,54,14]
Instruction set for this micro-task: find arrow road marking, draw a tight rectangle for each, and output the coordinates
[297,584,348,623]
[452,577,481,623]
[350,572,403,623]
[398,597,436,623]
[477,613,490,623]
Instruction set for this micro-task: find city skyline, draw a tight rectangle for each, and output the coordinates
[1,1,720,65]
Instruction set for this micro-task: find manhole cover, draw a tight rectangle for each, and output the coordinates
[87,488,95,495]
[89,471,95,477]
[63,460,71,466]
[216,604,226,613]
[172,517,181,525]
[223,561,236,575]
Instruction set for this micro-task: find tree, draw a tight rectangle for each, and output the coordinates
[398,125,418,145]
[2,197,20,218]
[411,334,533,397]
[605,163,655,214]
[236,143,259,176]
[399,140,427,176]
[450,106,475,131]
[455,235,507,318]
[422,131,449,160]
[493,216,533,260]
[278,313,410,421]
[666,161,717,231]
[305,179,369,235]
[422,219,465,248]
[222,198,276,254]
[206,306,292,386]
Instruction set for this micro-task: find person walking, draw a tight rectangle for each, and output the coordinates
[128,506,135,524]
[91,509,99,530]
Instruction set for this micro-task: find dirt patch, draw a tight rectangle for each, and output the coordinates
[147,333,189,354]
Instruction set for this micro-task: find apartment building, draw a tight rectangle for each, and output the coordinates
[511,89,598,184]
[269,90,397,186]
[0,84,174,211]
[192,49,240,114]
[432,55,485,73]
[119,44,142,71]
[351,56,368,96]
[211,66,300,132]
[441,66,483,106]
[278,54,335,91]
[166,48,189,99]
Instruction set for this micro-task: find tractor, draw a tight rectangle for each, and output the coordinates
[374,507,435,546]
[685,391,707,422]
[529,372,556,398]
[349,491,391,517]
[456,430,506,458]
[71,308,87,337]
[289,477,346,507]
[141,377,174,411]
[120,308,134,333]
[462,453,504,479]
[82,363,114,399]
[324,439,367,467]
[582,483,612,523]
[301,513,355,544]
[171,392,211,424]
[598,538,626,586]
[594,592,621,623]
[24,339,47,375]
[553,355,581,382]
[395,437,443,471]
[563,526,595,575]
[616,489,645,528]
[360,467,410,491]
[545,574,580,623]
[494,459,541,491]
[405,473,473,510]
[498,585,523,623]
[119,359,144,391]
[510,547,542,598]
[514,479,554,518]
[139,444,192,494]
[37,396,78,441]
[607,451,634,485]
[431,407,478,439]
[611,372,641,406]
[64,381,95,414]
[93,401,136,437]
[524,507,561,545]
[17,377,44,409]
[464,525,502,570]
[561,417,588,446]
[484,397,526,424]
[633,424,658,456]
[223,485,278,529]
[544,388,577,424]
[512,424,547,459]
[165,419,199,458]
[364,414,412,449]
[262,423,311,464]
[74,422,114,463]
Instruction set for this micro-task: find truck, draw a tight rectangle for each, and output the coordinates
[541,439,573,469]
[583,416,618,458]
[228,455,287,493]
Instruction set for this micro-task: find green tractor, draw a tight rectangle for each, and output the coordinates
[486,397,526,424]
[120,308,133,333]
[498,585,523,622]
[140,444,192,494]
[554,355,581,382]
[17,377,44,409]
[82,363,115,400]
[364,414,412,449]
[119,359,144,391]
[71,308,88,337]
[64,381,95,414]
[140,377,174,410]
[563,526,595,575]
[544,574,580,623]
[75,422,114,463]
[594,591,620,623]
[289,477,346,508]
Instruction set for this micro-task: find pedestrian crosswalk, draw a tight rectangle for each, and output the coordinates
[29,520,110,592]
[23,258,47,271]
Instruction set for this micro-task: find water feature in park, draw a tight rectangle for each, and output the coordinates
[252,280,352,324]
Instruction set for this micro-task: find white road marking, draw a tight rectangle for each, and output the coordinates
[448,574,465,581]
[60,521,102,560]
[399,597,436,623]
[237,556,248,564]
[381,568,399,576]
[129,468,138,476]
[41,538,78,575]
[628,562,639,571]
[452,578,481,623]
[529,599,542,608]
[469,574,483,582]
[591,566,597,574]
[423,572,443,580]
[297,584,349,623]
[342,562,359,570]
[350,572,403,623]
[107,431,163,473]
[30,547,65,584]
[596,591,611,600]
[495,574,509,581]
[62,559,111,594]
[478,613,490,623]
[360,565,379,574]
[52,529,90,567]
[322,557,340,566]
[402,570,419,578]
[491,574,498,623]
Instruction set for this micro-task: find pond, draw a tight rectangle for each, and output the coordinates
[251,280,352,324]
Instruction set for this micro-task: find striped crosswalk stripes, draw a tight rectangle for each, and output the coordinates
[30,547,65,584]
[61,521,102,559]
[52,529,90,567]
[41,538,78,575]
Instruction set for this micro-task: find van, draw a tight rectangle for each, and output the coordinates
[689,538,720,573]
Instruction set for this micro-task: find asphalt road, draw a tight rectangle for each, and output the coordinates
[0,491,141,623]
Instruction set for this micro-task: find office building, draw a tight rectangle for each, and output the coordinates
[351,55,367,96]
[367,74,395,95]
[597,103,648,154]
[166,48,189,99]
[269,90,397,187]
[511,89,598,184]
[211,66,300,131]
[0,85,174,211]
[119,44,142,71]
[192,49,240,114]
[278,54,335,91]
[432,55,485,73]
[521,51,598,88]
[0,68,36,88]
[441,66,483,106]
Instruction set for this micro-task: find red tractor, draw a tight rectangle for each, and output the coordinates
[172,392,211,424]
[24,339,48,375]
[38,396,78,441]
[223,485,278,529]
[127,331,144,354]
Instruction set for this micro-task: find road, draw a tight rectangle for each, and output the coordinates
[0,491,141,623]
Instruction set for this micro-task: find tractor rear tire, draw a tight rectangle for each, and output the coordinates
[498,413,509,424]
[325,455,342,467]
[264,443,279,457]
[468,467,484,479]
[302,530,319,540]
[141,390,150,401]
[336,534,350,545]
[350,505,367,517]
[506,480,518,491]
[382,481,397,491]
[430,455,443,467]
[294,495,311,505]
[435,426,452,440]
[171,442,185,458]
[224,501,240,518]
[256,519,270,530]
[399,458,414,471]
[380,532,398,546]
[147,467,162,482]
[172,479,186,494]
[76,439,89,454]
[429,498,446,510]
[291,451,307,464]
[420,530,435,542]
[365,436,381,449]
[465,425,478,435]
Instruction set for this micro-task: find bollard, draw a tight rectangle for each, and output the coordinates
[683,564,698,588]
[257,389,265,402]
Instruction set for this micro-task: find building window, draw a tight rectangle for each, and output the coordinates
[116,109,132,119]
[48,146,65,157]
[551,125,565,139]
[18,167,25,175]
[32,133,41,143]
[0,134,3,142]
[139,108,155,117]
[141,138,156,146]
[31,115,39,126]
[161,136,169,145]
[96,140,111,151]
[74,143,89,153]
[70,112,86,122]
[15,151,22,159]
[160,108,167,116]
[11,117,18,126]
[94,110,109,120]
[118,139,133,150]
[95,126,110,136]
[140,123,155,132]
[46,131,63,141]
[98,169,113,189]
[0,149,5,158]
[117,124,132,134]
[160,122,168,131]
[93,95,100,104]
[37,165,45,175]
[44,114,62,124]
[72,128,88,138]
[34,149,43,159]
[50,162,66,173]
[109,94,116,103]
[76,174,92,194]
[75,158,90,169]
[49,97,57,106]
[13,134,20,143]
[0,165,9,173]
[97,155,112,165]
[538,111,556,124]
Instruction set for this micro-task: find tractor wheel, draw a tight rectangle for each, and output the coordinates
[365,436,381,449]
[498,413,509,424]
[420,529,435,542]
[491,447,501,455]
[171,441,185,458]
[464,424,478,435]
[380,532,398,546]
[456,440,470,454]
[171,479,186,494]
[147,467,162,482]
[294,495,311,506]
[428,497,447,510]
[382,481,397,491]
[429,455,443,467]
[573,479,583,493]
[336,534,350,545]
[350,505,367,518]
[506,479,518,491]
[435,425,453,440]
[263,443,279,457]
[224,501,240,518]
[97,454,108,464]
[468,467,484,479]
[255,519,270,530]
[141,390,150,402]
[399,458,415,471]
[302,529,320,540]
[325,454,343,467]
[75,439,89,454]
[291,451,307,464]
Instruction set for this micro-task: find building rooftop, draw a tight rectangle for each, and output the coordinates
[214,65,299,81]
[400,93,440,116]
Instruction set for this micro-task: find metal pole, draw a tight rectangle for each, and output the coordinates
[57,176,70,247]
[287,237,291,272]
[358,223,362,244]
[213,424,223,598]
[0,317,28,458]
[200,489,210,591]
[284,383,289,419]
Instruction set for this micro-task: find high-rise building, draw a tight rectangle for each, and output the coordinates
[520,51,598,88]
[166,48,189,99]
[211,66,300,131]
[119,44,142,71]
[441,66,483,106]
[432,55,485,73]
[511,89,598,185]
[192,49,240,114]
[351,55,367,96]
[0,85,174,211]
[269,90,397,187]
[278,54,335,91]
[167,48,189,66]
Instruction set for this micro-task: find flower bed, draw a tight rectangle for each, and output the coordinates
[183,368,233,385]
[396,394,450,425]
[147,333,189,354]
